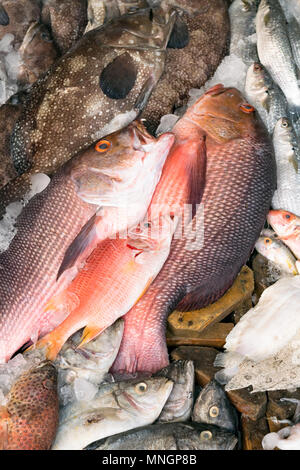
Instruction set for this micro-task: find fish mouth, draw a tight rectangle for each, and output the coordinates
[130,120,154,149]
[204,84,227,97]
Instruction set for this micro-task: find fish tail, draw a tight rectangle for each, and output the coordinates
[77,324,106,349]
[32,327,69,361]
[0,172,32,218]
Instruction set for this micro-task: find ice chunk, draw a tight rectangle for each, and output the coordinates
[156,114,179,136]
[73,377,98,402]
[4,50,21,81]
[0,34,14,54]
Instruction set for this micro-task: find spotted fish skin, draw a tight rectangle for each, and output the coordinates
[41,0,88,54]
[0,361,58,450]
[0,102,21,189]
[112,86,276,376]
[0,0,41,47]
[0,6,175,211]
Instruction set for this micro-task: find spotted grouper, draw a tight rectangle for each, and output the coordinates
[111,84,276,376]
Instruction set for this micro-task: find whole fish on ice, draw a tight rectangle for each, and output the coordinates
[0,361,58,450]
[52,376,173,450]
[112,84,276,376]
[0,5,176,212]
[229,0,259,64]
[0,122,174,363]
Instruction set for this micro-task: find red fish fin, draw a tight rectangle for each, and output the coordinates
[186,137,207,217]
[33,330,68,361]
[57,213,100,280]
[77,325,106,348]
[175,287,204,312]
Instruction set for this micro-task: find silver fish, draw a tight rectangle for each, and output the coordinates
[192,380,238,434]
[52,377,173,449]
[256,0,300,114]
[255,233,298,275]
[56,319,124,406]
[288,15,300,71]
[155,360,194,423]
[229,0,259,63]
[86,422,238,450]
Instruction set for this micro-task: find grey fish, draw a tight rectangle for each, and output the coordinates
[0,6,176,212]
[52,377,173,450]
[229,0,259,63]
[256,0,300,113]
[155,360,194,422]
[288,15,300,71]
[192,379,238,434]
[86,422,238,450]
[56,319,124,406]
[0,0,40,47]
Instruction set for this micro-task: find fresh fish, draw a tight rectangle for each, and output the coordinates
[256,0,300,114]
[0,0,40,47]
[255,233,298,275]
[52,377,173,450]
[112,84,276,376]
[268,209,300,259]
[0,101,21,189]
[245,62,288,134]
[41,0,87,54]
[288,15,300,71]
[263,424,300,450]
[86,422,238,450]
[229,0,259,63]
[0,122,174,363]
[0,361,58,450]
[85,0,148,32]
[272,118,300,216]
[192,379,238,434]
[0,6,176,211]
[17,22,58,86]
[154,360,194,422]
[34,213,177,360]
[56,320,124,406]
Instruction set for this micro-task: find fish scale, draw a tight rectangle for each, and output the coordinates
[112,87,276,376]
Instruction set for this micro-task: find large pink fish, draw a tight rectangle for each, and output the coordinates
[0,122,174,363]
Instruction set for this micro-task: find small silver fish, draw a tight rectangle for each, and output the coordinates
[255,232,298,275]
[288,15,300,71]
[229,0,259,63]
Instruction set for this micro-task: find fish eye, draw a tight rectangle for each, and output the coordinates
[285,214,291,219]
[144,222,151,228]
[253,63,262,72]
[209,405,219,418]
[281,119,290,128]
[200,430,212,440]
[240,103,255,113]
[95,139,111,152]
[264,237,272,245]
[135,382,148,394]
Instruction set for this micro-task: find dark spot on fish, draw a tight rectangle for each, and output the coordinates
[0,4,9,26]
[100,53,137,100]
[85,414,104,425]
[167,16,189,49]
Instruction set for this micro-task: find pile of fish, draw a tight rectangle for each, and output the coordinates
[0,0,300,452]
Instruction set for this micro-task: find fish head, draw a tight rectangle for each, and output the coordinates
[127,213,178,252]
[268,210,300,238]
[69,121,174,206]
[195,423,238,450]
[274,118,295,151]
[86,0,149,32]
[255,235,279,257]
[184,84,260,143]
[116,377,173,418]
[193,380,237,433]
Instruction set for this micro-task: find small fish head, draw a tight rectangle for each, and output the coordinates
[184,85,259,143]
[127,213,178,252]
[70,121,174,205]
[197,423,238,450]
[117,377,173,418]
[268,210,300,237]
[274,117,294,147]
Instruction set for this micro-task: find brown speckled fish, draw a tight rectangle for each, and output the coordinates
[0,101,22,189]
[18,22,58,86]
[0,0,41,48]
[0,121,174,363]
[84,0,230,132]
[111,85,276,376]
[0,6,175,214]
[0,361,58,450]
[41,0,88,54]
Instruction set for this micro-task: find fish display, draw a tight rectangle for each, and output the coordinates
[41,0,88,54]
[0,0,41,47]
[17,22,58,86]
[255,232,298,275]
[86,422,238,450]
[229,0,259,64]
[56,320,124,406]
[0,6,176,212]
[288,15,300,71]
[0,122,174,363]
[112,85,276,376]
[268,210,300,259]
[34,213,177,360]
[52,377,173,450]
[0,361,59,450]
[192,380,238,434]
[256,0,300,114]
[271,119,300,217]
[245,62,287,134]
[0,100,21,188]
[155,360,194,423]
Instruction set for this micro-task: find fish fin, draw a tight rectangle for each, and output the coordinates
[99,52,137,100]
[263,10,271,26]
[0,172,32,219]
[57,213,100,280]
[167,15,189,49]
[175,286,204,311]
[134,75,156,111]
[43,291,80,314]
[33,328,67,361]
[0,5,9,26]
[133,276,154,306]
[186,137,207,217]
[261,95,270,112]
[77,325,105,348]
